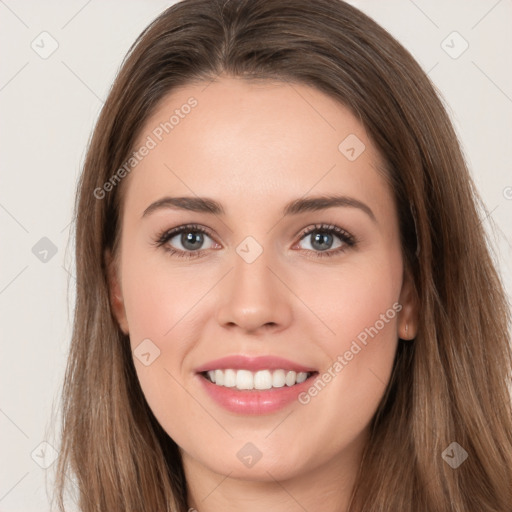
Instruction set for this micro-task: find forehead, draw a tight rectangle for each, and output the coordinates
[123,77,390,218]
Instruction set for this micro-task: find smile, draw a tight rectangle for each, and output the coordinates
[195,355,319,414]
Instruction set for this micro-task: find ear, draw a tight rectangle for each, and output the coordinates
[397,267,419,340]
[105,249,129,335]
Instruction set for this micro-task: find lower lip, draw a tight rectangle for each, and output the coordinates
[196,372,317,415]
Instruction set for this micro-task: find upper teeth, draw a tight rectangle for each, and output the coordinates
[206,369,310,390]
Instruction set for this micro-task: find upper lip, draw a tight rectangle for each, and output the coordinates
[195,355,317,373]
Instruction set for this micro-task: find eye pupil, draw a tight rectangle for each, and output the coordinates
[182,231,204,250]
[311,231,333,251]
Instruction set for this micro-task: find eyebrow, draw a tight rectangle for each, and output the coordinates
[142,194,376,222]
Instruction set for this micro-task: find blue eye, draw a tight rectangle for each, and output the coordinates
[153,223,356,260]
[154,224,217,259]
[296,223,356,258]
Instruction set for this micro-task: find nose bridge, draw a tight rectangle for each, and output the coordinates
[215,237,292,332]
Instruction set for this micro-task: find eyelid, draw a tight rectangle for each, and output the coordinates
[295,223,355,245]
[155,223,218,244]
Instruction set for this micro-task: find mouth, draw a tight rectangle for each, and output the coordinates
[195,354,319,414]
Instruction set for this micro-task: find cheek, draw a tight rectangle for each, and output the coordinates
[120,255,206,442]
[300,249,402,355]
[293,254,402,443]
[120,245,204,345]
[119,245,217,401]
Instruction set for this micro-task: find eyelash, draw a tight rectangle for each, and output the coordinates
[153,223,357,260]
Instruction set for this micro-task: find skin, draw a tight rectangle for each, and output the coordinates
[107,76,418,512]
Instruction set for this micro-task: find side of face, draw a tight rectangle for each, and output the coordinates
[106,77,418,482]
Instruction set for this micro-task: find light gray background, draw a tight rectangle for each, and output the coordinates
[1,1,511,510]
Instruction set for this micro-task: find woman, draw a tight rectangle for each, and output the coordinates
[54,0,512,510]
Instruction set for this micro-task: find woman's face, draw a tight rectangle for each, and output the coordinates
[108,77,416,486]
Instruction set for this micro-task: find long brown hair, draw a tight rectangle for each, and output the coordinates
[53,0,512,510]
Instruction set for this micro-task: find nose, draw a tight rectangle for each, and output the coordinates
[215,246,293,334]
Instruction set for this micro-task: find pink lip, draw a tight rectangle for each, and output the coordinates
[194,355,318,415]
[196,372,317,415]
[194,355,316,373]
